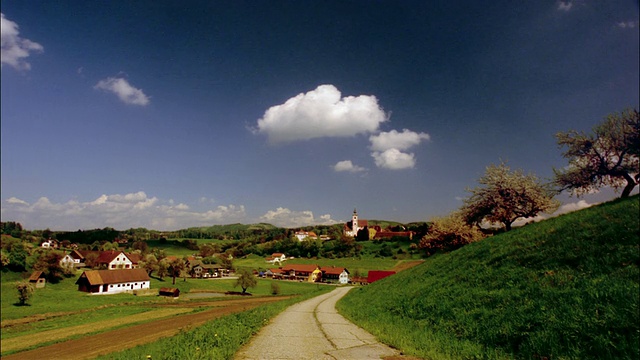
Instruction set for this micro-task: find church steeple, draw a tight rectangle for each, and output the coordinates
[352,208,358,231]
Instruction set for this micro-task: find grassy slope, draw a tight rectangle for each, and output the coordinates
[338,196,639,360]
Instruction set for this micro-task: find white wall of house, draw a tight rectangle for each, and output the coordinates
[108,254,133,269]
[95,280,150,295]
[60,255,75,268]
[339,271,350,284]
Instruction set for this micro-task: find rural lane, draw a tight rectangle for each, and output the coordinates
[235,286,400,360]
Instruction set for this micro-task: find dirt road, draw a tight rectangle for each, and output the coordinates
[235,287,400,360]
[2,296,289,360]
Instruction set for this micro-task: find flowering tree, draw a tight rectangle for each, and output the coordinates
[554,108,639,198]
[419,211,484,255]
[462,162,559,231]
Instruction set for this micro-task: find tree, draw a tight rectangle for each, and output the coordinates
[32,252,64,283]
[156,259,169,280]
[419,211,484,255]
[554,108,639,198]
[461,162,559,231]
[140,254,159,276]
[169,258,186,285]
[16,281,34,306]
[234,268,257,294]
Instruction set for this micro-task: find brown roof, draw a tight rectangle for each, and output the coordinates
[125,252,142,264]
[320,266,348,276]
[76,269,150,285]
[281,264,320,273]
[29,271,45,281]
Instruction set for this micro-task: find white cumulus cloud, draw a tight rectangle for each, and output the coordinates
[369,129,430,170]
[255,84,387,144]
[259,207,338,228]
[371,149,417,170]
[94,77,150,106]
[1,192,246,230]
[333,160,367,173]
[1,13,43,70]
[369,129,430,152]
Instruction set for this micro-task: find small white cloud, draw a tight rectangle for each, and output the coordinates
[259,207,338,228]
[333,160,367,173]
[1,192,246,230]
[617,21,639,29]
[254,84,387,144]
[512,200,596,227]
[6,197,29,206]
[1,13,43,70]
[557,1,573,11]
[368,129,429,170]
[372,149,417,170]
[369,129,430,152]
[94,77,150,106]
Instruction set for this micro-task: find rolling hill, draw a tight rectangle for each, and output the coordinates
[338,195,639,359]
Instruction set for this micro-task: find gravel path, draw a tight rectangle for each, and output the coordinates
[235,286,400,360]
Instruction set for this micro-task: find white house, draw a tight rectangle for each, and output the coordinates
[265,253,288,264]
[321,267,350,284]
[59,253,76,269]
[76,269,150,295]
[294,231,318,241]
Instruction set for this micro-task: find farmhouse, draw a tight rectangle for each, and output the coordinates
[189,260,222,278]
[320,266,350,284]
[294,231,317,241]
[76,250,139,269]
[76,269,150,295]
[280,264,322,282]
[265,253,287,264]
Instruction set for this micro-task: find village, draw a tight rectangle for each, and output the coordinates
[23,209,403,297]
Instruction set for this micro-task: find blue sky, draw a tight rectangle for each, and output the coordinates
[1,1,638,230]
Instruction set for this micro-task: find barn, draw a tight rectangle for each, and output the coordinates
[76,269,150,295]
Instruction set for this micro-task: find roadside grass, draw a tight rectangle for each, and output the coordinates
[97,287,333,360]
[338,195,640,360]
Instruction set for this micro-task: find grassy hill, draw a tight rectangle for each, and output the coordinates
[338,195,639,360]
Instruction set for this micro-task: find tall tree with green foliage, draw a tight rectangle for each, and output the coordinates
[16,282,34,306]
[32,251,64,283]
[169,258,186,285]
[234,268,257,294]
[462,162,559,231]
[554,108,639,198]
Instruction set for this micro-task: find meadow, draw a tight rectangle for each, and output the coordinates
[338,195,640,360]
[1,267,329,357]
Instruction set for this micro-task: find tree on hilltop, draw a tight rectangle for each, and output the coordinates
[461,162,559,231]
[554,108,639,198]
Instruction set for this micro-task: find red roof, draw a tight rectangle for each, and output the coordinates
[368,270,396,283]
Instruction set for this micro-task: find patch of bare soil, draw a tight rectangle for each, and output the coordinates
[391,260,425,272]
[2,296,291,360]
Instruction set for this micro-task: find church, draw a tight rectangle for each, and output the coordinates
[343,209,368,237]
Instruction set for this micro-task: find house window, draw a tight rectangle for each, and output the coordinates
[111,264,115,269]
[125,264,130,268]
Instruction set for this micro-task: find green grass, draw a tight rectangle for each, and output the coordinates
[96,287,332,360]
[233,253,407,276]
[338,195,640,360]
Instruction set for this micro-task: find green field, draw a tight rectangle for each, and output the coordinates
[338,195,640,359]
[233,253,412,276]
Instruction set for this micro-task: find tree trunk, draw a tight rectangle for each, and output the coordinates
[621,173,638,198]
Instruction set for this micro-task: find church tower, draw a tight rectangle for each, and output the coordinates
[352,208,359,233]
